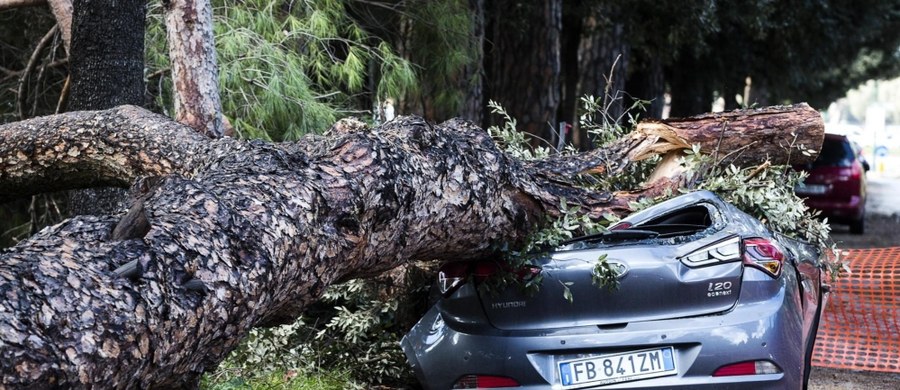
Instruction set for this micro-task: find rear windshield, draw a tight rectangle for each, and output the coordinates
[635,205,713,237]
[814,138,854,167]
[562,204,716,249]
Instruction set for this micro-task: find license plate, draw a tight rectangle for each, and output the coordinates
[558,347,676,388]
[795,183,828,195]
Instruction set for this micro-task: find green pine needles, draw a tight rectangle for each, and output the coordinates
[146,0,418,141]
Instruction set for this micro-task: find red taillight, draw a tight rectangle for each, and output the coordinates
[713,360,781,376]
[713,361,756,376]
[438,261,540,297]
[452,374,521,388]
[743,238,784,277]
[850,164,862,179]
[473,261,501,282]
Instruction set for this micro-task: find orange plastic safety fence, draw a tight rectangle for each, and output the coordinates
[812,247,900,373]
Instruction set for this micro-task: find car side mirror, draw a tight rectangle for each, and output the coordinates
[862,161,870,172]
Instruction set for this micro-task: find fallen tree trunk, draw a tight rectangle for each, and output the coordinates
[0,104,823,388]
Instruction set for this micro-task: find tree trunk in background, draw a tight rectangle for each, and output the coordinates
[459,0,485,124]
[569,2,630,149]
[558,3,582,148]
[627,57,666,119]
[67,0,144,111]
[66,0,146,215]
[576,4,629,119]
[667,56,713,117]
[487,0,562,142]
[164,0,224,138]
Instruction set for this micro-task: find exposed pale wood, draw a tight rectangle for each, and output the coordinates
[645,150,687,185]
[632,103,824,166]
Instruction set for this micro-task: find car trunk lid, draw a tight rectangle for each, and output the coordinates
[478,236,745,331]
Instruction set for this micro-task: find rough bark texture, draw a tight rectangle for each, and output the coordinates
[0,107,213,203]
[67,0,144,112]
[487,0,562,140]
[66,0,147,216]
[164,0,224,138]
[0,104,824,388]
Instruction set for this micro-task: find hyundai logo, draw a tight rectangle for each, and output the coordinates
[607,261,629,278]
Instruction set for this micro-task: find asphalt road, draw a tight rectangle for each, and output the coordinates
[864,176,900,217]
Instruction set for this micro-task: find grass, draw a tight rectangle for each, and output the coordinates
[202,369,356,390]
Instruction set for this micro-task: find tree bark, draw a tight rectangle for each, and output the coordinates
[67,0,144,112]
[163,0,224,138]
[634,103,824,166]
[66,0,147,215]
[0,104,823,388]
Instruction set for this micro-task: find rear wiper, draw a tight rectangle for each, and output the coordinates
[562,229,659,245]
[634,223,709,238]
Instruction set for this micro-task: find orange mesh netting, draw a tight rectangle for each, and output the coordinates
[812,247,900,373]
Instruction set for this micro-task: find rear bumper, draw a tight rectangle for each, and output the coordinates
[401,270,805,390]
[803,195,864,222]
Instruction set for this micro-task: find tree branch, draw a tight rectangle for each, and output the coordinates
[16,25,59,120]
[0,0,45,11]
[0,106,221,203]
[47,0,73,53]
[528,103,824,180]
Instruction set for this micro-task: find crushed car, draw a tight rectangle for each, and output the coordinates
[402,190,827,389]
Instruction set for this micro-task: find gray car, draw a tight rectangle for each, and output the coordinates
[401,190,826,389]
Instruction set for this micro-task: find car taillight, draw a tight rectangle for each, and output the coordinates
[743,238,784,277]
[680,236,742,267]
[438,261,540,297]
[473,261,501,282]
[713,360,781,376]
[850,163,863,181]
[438,262,469,297]
[452,374,521,388]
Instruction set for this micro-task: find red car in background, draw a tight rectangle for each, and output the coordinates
[795,133,868,234]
